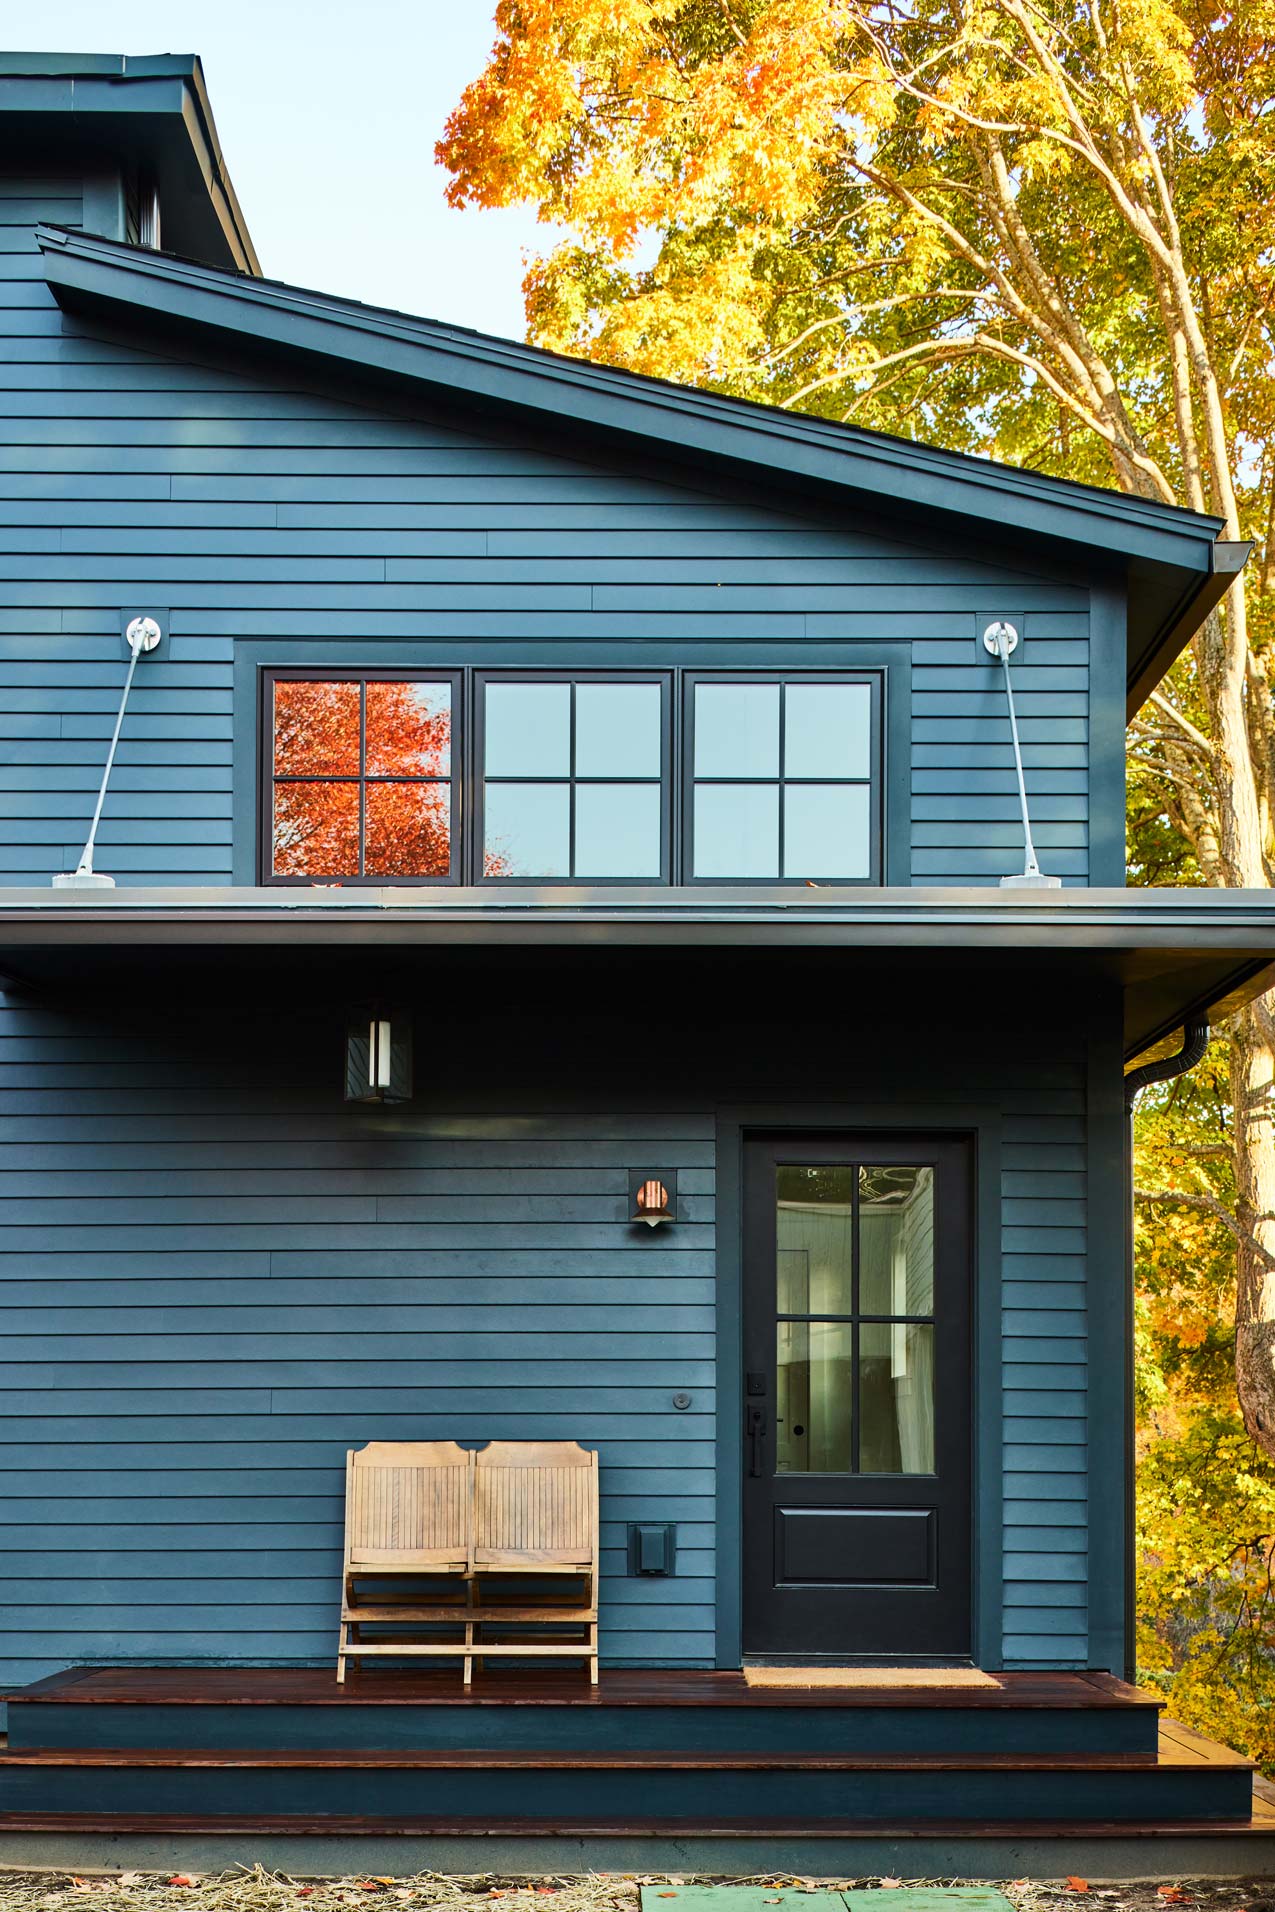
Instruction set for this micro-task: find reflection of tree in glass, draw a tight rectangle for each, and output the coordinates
[272,680,453,878]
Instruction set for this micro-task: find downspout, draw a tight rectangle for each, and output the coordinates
[1120,1017,1211,1680]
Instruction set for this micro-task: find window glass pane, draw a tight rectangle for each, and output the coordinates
[484,781,570,877]
[783,784,871,878]
[366,681,452,777]
[776,1320,853,1473]
[694,783,779,877]
[273,680,359,777]
[574,783,662,878]
[859,1166,934,1316]
[859,1322,935,1473]
[272,780,359,876]
[575,683,662,778]
[785,682,872,779]
[485,682,570,776]
[776,1166,854,1313]
[365,782,451,878]
[694,683,780,777]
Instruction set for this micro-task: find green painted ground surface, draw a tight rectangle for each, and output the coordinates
[641,1890,1015,1912]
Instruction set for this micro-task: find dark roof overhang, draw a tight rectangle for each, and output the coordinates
[0,54,257,274]
[36,226,1238,716]
[2,885,1273,1062]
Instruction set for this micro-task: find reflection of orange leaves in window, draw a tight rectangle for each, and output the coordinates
[366,782,450,877]
[274,680,360,776]
[274,780,359,876]
[367,682,451,776]
[271,679,453,878]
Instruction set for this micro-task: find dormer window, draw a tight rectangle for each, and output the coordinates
[261,668,881,886]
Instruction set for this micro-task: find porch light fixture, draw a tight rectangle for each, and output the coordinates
[344,1009,413,1103]
[53,615,163,890]
[632,1177,673,1227]
[982,620,1063,891]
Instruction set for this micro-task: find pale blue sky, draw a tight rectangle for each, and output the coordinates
[8,0,549,338]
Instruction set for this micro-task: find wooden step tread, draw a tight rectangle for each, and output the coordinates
[0,1808,1267,1840]
[0,1745,1245,1772]
[8,1666,1165,1711]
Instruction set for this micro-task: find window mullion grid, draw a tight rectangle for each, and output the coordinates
[850,1165,861,1475]
[357,680,367,878]
[567,682,578,877]
[777,678,786,883]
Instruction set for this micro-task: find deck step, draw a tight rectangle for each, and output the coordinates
[0,1737,1253,1826]
[5,1666,1164,1757]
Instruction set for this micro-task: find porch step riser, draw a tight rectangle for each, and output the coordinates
[4,1703,1160,1757]
[0,1765,1252,1824]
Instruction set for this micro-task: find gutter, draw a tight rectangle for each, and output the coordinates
[1121,1016,1213,1681]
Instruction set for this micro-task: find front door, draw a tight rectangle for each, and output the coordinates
[742,1132,972,1659]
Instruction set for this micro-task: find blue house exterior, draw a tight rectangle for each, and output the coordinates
[1,51,1274,1874]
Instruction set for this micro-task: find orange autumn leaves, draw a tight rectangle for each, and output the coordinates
[437,0,869,387]
[271,679,452,880]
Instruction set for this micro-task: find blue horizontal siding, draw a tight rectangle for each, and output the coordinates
[0,983,719,1682]
[0,976,1098,1684]
[0,173,1095,885]
[0,176,1107,1688]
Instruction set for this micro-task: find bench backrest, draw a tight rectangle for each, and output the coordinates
[473,1440,599,1569]
[344,1440,473,1571]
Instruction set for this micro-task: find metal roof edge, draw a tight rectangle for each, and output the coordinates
[3,882,1275,927]
[1126,538,1252,719]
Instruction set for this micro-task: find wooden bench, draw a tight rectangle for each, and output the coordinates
[337,1439,599,1684]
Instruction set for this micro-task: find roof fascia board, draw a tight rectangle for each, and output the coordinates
[39,228,1222,575]
[1125,537,1251,717]
[4,881,1275,930]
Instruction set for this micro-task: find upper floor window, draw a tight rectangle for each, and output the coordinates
[268,674,456,882]
[263,668,881,886]
[480,676,668,881]
[688,677,875,881]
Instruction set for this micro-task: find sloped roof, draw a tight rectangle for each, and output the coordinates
[37,224,1242,717]
[0,53,257,274]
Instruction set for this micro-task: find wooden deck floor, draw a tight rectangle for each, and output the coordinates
[11,1664,1164,1711]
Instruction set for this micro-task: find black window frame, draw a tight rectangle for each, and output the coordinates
[258,666,884,888]
[473,670,673,887]
[774,1159,937,1479]
[260,667,464,888]
[683,670,882,886]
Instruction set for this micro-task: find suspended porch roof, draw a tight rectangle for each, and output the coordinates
[2,884,1274,1062]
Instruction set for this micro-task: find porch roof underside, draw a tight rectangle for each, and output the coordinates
[2,886,1274,1061]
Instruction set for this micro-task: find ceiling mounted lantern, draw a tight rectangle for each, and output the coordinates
[344,1009,413,1104]
[632,1177,673,1228]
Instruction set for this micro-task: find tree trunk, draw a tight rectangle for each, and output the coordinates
[1233,1007,1275,1445]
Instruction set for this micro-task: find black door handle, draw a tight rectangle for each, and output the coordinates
[747,1403,767,1477]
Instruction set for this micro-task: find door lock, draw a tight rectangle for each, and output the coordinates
[746,1403,767,1477]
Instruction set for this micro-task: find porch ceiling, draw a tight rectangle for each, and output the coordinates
[1,885,1274,1061]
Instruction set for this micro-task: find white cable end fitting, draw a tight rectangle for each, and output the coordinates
[126,616,163,654]
[982,620,1019,658]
